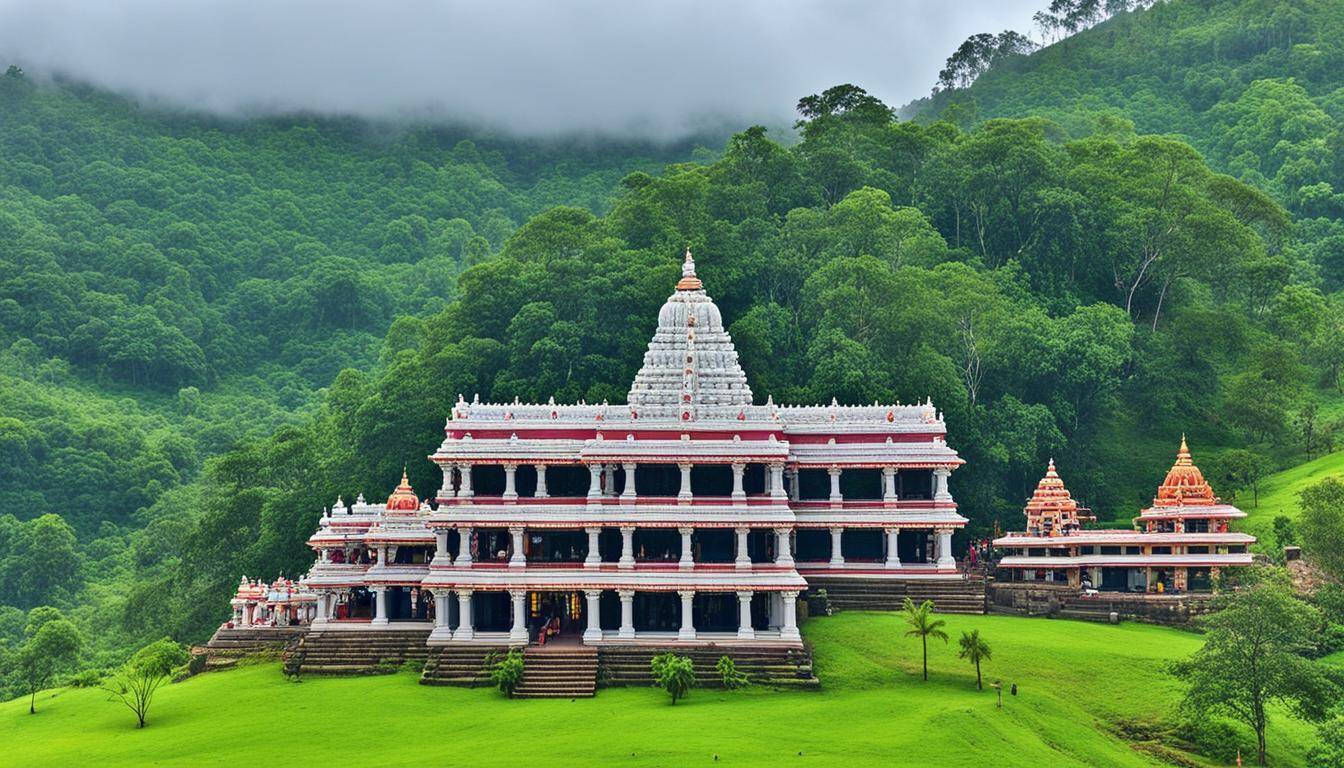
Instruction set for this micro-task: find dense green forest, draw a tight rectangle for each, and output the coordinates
[910,0,1344,288]
[0,71,703,668]
[2,0,1342,693]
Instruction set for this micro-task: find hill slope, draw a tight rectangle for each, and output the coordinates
[1231,449,1344,540]
[908,0,1344,287]
[0,613,1320,767]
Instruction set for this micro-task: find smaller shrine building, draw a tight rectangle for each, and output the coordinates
[992,438,1255,593]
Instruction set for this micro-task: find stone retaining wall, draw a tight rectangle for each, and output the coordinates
[988,582,1216,626]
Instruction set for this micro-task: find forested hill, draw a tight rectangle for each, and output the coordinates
[0,71,702,536]
[906,0,1344,287]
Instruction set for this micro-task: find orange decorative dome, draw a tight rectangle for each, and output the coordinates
[1024,459,1083,536]
[385,469,420,511]
[1151,436,1217,508]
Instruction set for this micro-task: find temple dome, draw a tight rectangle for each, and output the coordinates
[385,469,420,511]
[1151,436,1217,507]
[1024,459,1083,536]
[627,248,753,418]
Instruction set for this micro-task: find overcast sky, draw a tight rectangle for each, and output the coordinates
[0,0,1043,139]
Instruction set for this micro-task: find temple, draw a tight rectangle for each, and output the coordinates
[992,439,1255,593]
[292,249,970,648]
[226,576,317,628]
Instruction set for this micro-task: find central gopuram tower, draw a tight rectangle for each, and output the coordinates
[411,249,967,646]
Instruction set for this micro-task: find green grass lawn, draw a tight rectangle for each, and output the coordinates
[1230,449,1344,541]
[1,613,1319,767]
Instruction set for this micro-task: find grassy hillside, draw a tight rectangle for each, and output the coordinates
[1231,449,1344,540]
[0,613,1319,767]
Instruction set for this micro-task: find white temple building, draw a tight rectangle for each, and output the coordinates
[297,250,969,648]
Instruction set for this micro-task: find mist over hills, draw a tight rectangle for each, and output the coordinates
[0,0,1041,140]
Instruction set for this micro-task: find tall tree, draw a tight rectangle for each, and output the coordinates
[902,597,949,681]
[1299,478,1344,580]
[957,629,993,690]
[16,608,81,714]
[1173,585,1339,765]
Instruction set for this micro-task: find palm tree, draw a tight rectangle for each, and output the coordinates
[902,597,948,681]
[958,629,992,690]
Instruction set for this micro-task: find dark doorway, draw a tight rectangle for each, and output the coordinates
[691,464,732,495]
[693,592,737,632]
[797,469,830,500]
[526,530,587,563]
[386,585,432,621]
[897,529,928,563]
[339,586,372,620]
[635,464,681,496]
[633,592,679,631]
[634,528,680,562]
[743,463,766,495]
[528,590,583,642]
[899,470,933,500]
[747,528,776,563]
[842,529,883,561]
[1100,567,1128,591]
[840,469,882,500]
[795,529,832,562]
[473,591,511,632]
[473,465,506,496]
[546,465,590,498]
[693,529,734,563]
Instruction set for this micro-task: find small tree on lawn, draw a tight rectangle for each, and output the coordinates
[957,629,992,690]
[903,597,948,681]
[651,652,696,705]
[716,655,748,689]
[489,649,524,698]
[1172,584,1338,766]
[101,638,189,728]
[16,608,81,714]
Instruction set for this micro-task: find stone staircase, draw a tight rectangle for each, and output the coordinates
[420,645,509,687]
[201,626,308,671]
[806,576,986,614]
[288,627,431,676]
[598,645,818,689]
[1056,597,1118,623]
[513,646,599,699]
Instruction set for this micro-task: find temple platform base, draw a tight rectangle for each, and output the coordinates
[988,582,1216,626]
[289,626,431,676]
[597,644,817,689]
[803,574,986,614]
[199,625,309,671]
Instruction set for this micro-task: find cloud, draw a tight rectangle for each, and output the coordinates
[0,0,1042,139]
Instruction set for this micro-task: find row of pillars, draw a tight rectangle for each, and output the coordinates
[429,526,958,569]
[438,463,953,504]
[415,588,801,644]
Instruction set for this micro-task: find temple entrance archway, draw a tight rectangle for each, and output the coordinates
[528,590,584,644]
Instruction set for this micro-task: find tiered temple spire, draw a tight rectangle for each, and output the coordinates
[1023,459,1083,537]
[1151,435,1217,507]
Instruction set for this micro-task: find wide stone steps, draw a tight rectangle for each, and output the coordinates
[290,628,432,676]
[598,646,817,688]
[807,577,986,614]
[201,626,308,670]
[420,645,509,686]
[514,648,598,699]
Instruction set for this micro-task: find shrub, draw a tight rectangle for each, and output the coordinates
[66,668,105,688]
[716,655,748,689]
[651,653,696,704]
[489,649,525,698]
